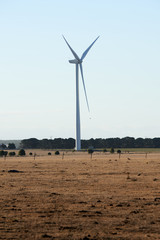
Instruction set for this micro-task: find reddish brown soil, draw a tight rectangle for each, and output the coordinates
[0,151,160,239]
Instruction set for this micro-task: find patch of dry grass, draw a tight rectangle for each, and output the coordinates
[0,151,160,239]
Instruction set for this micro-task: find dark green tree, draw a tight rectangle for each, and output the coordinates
[110,147,114,154]
[0,150,4,157]
[103,148,107,153]
[9,152,16,156]
[8,143,16,150]
[88,148,94,159]
[55,151,60,155]
[117,149,121,159]
[0,150,8,157]
[18,149,26,156]
[20,138,40,149]
[0,144,7,149]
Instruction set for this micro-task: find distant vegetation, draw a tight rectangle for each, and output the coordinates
[9,152,16,156]
[88,149,94,154]
[55,151,60,155]
[88,148,94,159]
[18,149,26,156]
[110,147,115,154]
[19,137,160,149]
[0,150,8,157]
[0,140,20,148]
[0,143,16,150]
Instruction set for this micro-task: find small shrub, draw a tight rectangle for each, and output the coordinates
[3,151,8,157]
[9,152,16,157]
[0,150,8,157]
[18,149,26,156]
[29,152,32,156]
[88,149,94,154]
[110,148,114,154]
[55,151,60,155]
[48,152,52,155]
[103,148,107,153]
[117,149,121,159]
[0,150,4,157]
[88,149,94,159]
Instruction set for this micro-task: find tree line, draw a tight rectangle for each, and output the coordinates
[0,143,16,150]
[19,137,160,149]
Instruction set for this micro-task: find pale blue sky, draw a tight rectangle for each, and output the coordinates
[0,0,160,140]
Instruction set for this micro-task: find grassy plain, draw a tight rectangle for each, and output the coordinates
[0,150,160,239]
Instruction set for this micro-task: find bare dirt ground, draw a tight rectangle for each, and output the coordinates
[0,151,160,240]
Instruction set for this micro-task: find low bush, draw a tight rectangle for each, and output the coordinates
[88,148,94,159]
[18,149,26,156]
[0,150,4,157]
[110,148,115,154]
[0,150,8,157]
[88,149,94,154]
[9,152,16,156]
[55,151,60,155]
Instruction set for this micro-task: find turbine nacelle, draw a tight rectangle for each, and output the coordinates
[69,59,82,64]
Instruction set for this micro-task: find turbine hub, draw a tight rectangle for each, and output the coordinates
[69,59,82,64]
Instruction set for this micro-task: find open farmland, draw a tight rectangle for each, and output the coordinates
[0,151,160,240]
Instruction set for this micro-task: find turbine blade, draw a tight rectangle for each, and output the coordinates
[80,63,90,112]
[81,36,100,61]
[62,35,80,61]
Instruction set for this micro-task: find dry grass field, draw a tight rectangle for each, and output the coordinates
[0,150,160,240]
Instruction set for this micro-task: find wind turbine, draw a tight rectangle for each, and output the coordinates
[63,35,99,150]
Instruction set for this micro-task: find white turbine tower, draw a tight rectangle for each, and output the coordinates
[63,35,99,150]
